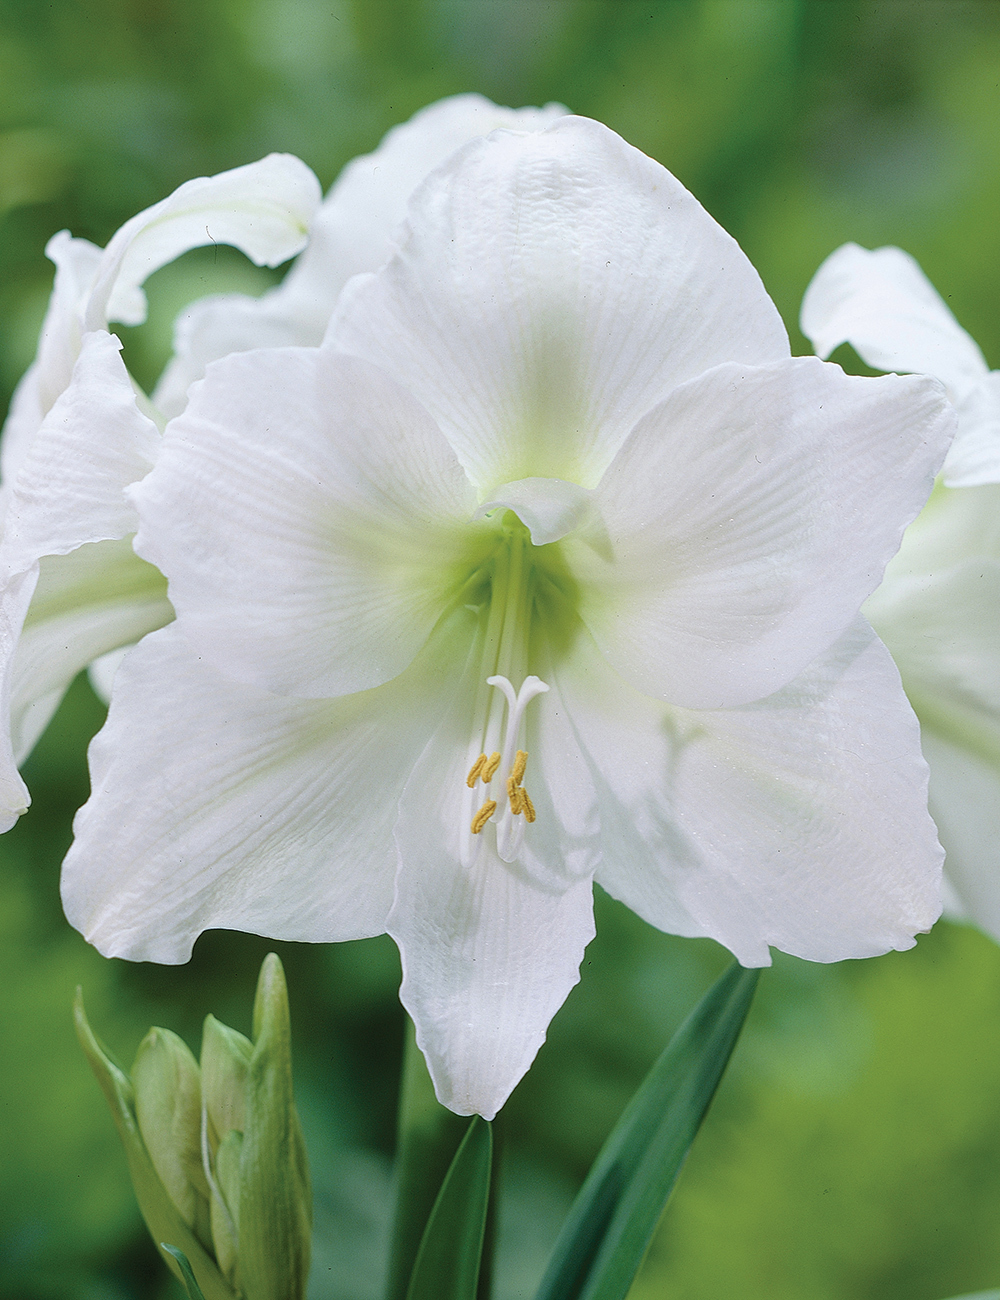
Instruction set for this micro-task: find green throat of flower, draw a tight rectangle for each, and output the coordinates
[457,516,558,867]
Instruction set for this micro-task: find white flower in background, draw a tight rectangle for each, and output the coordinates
[62,117,953,1118]
[0,95,565,830]
[801,243,1000,489]
[802,243,1000,941]
[0,154,322,828]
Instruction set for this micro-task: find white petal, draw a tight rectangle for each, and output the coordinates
[33,233,104,408]
[11,540,172,761]
[0,234,103,470]
[150,98,566,421]
[134,348,480,697]
[2,158,319,492]
[946,372,1000,487]
[569,357,952,709]
[869,559,1000,723]
[87,646,129,705]
[0,235,105,536]
[1,331,160,576]
[866,481,1000,721]
[328,115,789,492]
[801,242,989,402]
[0,362,45,525]
[62,611,474,963]
[921,729,1000,945]
[870,482,1000,589]
[547,618,942,965]
[392,845,595,1119]
[0,334,163,820]
[475,477,594,545]
[89,154,322,330]
[865,480,1000,943]
[665,624,942,962]
[0,567,35,830]
[151,291,320,421]
[277,94,570,337]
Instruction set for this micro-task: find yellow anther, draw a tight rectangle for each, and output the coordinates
[521,790,536,823]
[471,800,497,834]
[511,750,527,786]
[507,777,523,813]
[482,751,502,781]
[466,754,487,788]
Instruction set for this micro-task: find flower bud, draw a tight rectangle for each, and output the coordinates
[75,954,311,1300]
[132,1027,211,1240]
[236,953,311,1300]
[74,993,235,1300]
[201,1015,251,1144]
[210,1128,243,1284]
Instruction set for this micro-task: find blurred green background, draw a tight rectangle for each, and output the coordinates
[3,1,1000,1297]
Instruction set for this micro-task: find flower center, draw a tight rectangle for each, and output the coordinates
[466,673,549,852]
[457,520,550,866]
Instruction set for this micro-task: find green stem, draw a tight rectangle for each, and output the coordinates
[385,1018,470,1300]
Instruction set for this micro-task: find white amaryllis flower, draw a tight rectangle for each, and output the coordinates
[0,95,565,830]
[803,243,1000,942]
[63,117,953,1119]
[0,154,323,826]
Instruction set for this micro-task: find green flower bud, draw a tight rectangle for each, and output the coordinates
[210,1128,243,1285]
[199,1015,253,1288]
[236,954,311,1300]
[76,955,311,1300]
[132,1027,211,1240]
[201,1015,252,1144]
[74,993,236,1300]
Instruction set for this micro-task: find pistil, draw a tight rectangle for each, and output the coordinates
[457,520,549,866]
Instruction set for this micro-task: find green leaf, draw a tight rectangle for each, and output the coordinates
[405,1115,493,1300]
[73,990,236,1300]
[386,1018,470,1300]
[161,1244,208,1300]
[535,961,759,1300]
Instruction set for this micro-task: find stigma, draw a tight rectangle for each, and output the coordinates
[463,674,549,863]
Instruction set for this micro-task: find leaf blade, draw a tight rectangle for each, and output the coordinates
[405,1114,493,1300]
[535,961,759,1300]
[161,1245,208,1300]
[386,1018,470,1300]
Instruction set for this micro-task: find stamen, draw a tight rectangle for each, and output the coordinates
[460,675,549,865]
[466,754,487,787]
[485,675,550,859]
[471,800,497,834]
